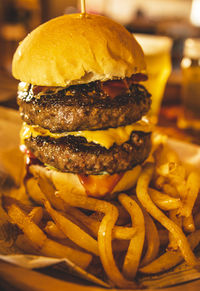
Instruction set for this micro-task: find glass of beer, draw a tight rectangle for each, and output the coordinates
[134,34,173,124]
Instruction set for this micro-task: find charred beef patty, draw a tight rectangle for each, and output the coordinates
[24,132,151,175]
[18,81,151,132]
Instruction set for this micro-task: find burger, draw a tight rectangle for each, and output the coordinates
[12,13,152,203]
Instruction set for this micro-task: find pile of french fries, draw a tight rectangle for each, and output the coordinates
[3,139,200,289]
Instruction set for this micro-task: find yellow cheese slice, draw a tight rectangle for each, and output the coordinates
[21,118,152,149]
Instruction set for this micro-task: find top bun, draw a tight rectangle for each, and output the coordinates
[12,13,145,87]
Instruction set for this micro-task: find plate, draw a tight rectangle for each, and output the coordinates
[0,260,200,291]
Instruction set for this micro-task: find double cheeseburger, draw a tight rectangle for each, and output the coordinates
[12,13,152,201]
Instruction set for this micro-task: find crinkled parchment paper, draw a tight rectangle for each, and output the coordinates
[0,106,200,289]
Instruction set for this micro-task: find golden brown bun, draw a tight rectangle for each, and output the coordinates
[26,164,141,205]
[12,13,145,86]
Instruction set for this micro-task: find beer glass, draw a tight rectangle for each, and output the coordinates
[134,34,172,124]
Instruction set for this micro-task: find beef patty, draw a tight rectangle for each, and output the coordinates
[18,82,151,132]
[25,132,151,175]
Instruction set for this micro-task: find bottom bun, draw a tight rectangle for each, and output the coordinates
[26,164,141,205]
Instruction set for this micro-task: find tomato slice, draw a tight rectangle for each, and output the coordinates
[78,172,124,197]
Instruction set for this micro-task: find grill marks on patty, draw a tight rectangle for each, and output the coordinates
[25,132,151,175]
[18,82,151,132]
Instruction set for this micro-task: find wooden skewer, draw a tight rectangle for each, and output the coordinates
[81,0,86,14]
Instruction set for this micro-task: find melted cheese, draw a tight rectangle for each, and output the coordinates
[21,118,153,149]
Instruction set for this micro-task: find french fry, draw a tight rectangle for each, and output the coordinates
[37,172,67,211]
[166,164,187,200]
[7,203,46,249]
[97,202,137,289]
[139,208,160,267]
[2,195,32,213]
[154,175,165,190]
[162,183,179,198]
[183,215,195,233]
[112,226,137,240]
[153,144,179,166]
[64,207,100,237]
[149,188,181,211]
[156,162,173,177]
[157,164,187,200]
[174,182,187,201]
[15,234,40,255]
[44,200,99,256]
[61,210,92,235]
[40,238,92,268]
[118,194,145,279]
[140,230,200,274]
[165,163,186,181]
[178,171,200,217]
[154,145,188,200]
[25,177,46,205]
[136,163,197,266]
[67,207,137,240]
[28,207,43,224]
[6,203,92,269]
[168,209,182,251]
[44,221,66,239]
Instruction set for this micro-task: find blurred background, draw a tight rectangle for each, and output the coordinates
[0,0,200,141]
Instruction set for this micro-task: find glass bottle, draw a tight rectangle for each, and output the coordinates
[179,38,200,130]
